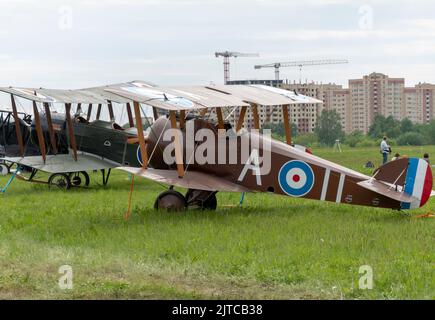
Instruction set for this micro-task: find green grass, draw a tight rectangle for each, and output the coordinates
[0,146,434,299]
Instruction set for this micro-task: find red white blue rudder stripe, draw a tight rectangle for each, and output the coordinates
[401,158,433,210]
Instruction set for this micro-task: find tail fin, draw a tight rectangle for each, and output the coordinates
[400,158,433,209]
[364,158,433,210]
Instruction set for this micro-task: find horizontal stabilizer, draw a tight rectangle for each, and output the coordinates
[357,179,418,203]
[118,167,249,193]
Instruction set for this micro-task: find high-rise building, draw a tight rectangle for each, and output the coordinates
[226,73,435,135]
[280,82,342,133]
[404,87,419,123]
[415,83,435,124]
[329,89,351,133]
[348,72,405,133]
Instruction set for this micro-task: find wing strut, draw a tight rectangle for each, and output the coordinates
[152,107,159,121]
[43,102,58,154]
[282,104,292,145]
[169,110,185,178]
[65,103,78,161]
[252,104,260,130]
[108,101,115,121]
[86,104,93,121]
[126,102,134,127]
[216,107,225,130]
[96,104,102,120]
[133,101,148,169]
[179,110,186,129]
[236,106,247,132]
[32,100,47,163]
[10,94,24,156]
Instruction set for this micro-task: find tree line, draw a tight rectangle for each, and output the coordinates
[265,110,435,147]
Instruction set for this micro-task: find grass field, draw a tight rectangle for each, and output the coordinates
[0,145,434,299]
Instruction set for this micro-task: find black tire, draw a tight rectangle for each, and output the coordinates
[48,173,71,190]
[68,171,90,187]
[185,189,218,210]
[154,190,187,212]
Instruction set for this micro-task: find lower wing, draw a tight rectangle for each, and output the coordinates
[2,153,117,173]
[118,167,249,193]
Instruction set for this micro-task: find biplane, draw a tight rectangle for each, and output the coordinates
[0,81,433,212]
[0,81,155,190]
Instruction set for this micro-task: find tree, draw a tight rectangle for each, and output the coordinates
[344,130,365,147]
[400,118,414,134]
[314,110,344,146]
[368,115,401,139]
[397,132,424,146]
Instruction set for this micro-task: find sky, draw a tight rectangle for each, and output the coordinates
[1,0,435,90]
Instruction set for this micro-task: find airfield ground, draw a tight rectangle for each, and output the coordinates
[0,146,433,299]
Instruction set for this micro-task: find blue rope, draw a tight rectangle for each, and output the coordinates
[239,192,245,207]
[0,166,21,194]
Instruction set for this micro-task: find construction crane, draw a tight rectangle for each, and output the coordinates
[215,51,259,84]
[254,59,349,83]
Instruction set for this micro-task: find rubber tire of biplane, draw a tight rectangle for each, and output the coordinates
[185,189,218,211]
[154,190,187,212]
[68,171,90,187]
[0,164,9,176]
[48,173,72,191]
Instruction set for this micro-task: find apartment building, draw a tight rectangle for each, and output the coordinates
[329,89,351,133]
[227,73,435,135]
[415,83,435,124]
[348,73,405,133]
[404,87,419,123]
[280,82,342,133]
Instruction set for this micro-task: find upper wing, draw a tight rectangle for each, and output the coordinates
[2,153,116,173]
[0,82,142,104]
[0,81,322,111]
[118,167,249,193]
[105,83,323,111]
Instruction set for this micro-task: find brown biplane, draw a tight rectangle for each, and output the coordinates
[0,82,433,212]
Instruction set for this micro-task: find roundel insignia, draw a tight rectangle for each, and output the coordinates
[278,160,315,197]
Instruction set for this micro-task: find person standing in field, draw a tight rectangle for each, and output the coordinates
[423,153,430,164]
[380,136,390,164]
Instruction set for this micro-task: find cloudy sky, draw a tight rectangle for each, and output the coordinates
[1,0,435,89]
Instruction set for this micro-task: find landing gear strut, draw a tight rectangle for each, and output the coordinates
[101,169,111,186]
[154,188,218,212]
[185,189,218,210]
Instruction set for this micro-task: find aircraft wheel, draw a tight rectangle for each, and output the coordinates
[69,171,90,187]
[154,190,187,212]
[0,164,9,176]
[48,173,71,191]
[185,189,217,210]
